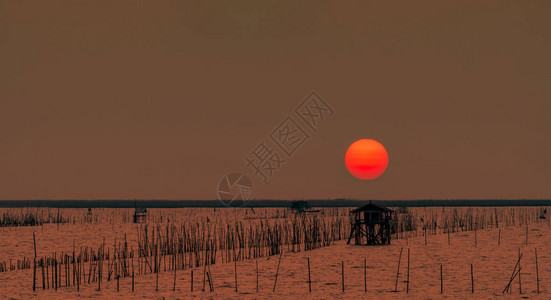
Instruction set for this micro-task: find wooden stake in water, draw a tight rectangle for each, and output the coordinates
[502,253,523,293]
[273,251,283,292]
[155,247,159,292]
[535,248,539,294]
[72,241,75,287]
[33,232,37,291]
[518,248,522,294]
[41,258,45,290]
[341,261,345,292]
[67,254,71,287]
[45,257,49,289]
[256,259,259,293]
[76,256,79,291]
[498,229,501,246]
[54,253,57,291]
[406,248,410,293]
[132,248,135,292]
[234,258,238,292]
[33,258,36,291]
[202,257,207,292]
[471,264,474,293]
[173,253,177,292]
[447,229,450,246]
[207,264,214,292]
[440,264,443,294]
[191,270,194,292]
[474,229,477,246]
[307,258,311,292]
[394,247,403,292]
[364,258,367,293]
[424,228,427,245]
[116,262,119,292]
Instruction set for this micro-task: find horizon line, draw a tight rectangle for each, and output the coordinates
[0,199,550,208]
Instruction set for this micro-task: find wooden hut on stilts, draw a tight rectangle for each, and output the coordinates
[133,200,147,223]
[347,201,393,245]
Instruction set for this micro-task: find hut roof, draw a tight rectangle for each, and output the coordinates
[350,202,393,214]
[135,207,147,213]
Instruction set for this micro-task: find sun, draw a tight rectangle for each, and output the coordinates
[345,139,389,180]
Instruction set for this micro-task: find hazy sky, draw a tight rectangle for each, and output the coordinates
[1,1,550,200]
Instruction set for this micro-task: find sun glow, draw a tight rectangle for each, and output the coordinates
[345,139,389,180]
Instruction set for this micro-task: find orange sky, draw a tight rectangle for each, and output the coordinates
[0,1,550,200]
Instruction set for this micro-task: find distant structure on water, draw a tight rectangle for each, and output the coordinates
[540,208,547,219]
[347,201,393,245]
[133,207,147,223]
[290,200,320,213]
[85,208,93,222]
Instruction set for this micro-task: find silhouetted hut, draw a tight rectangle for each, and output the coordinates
[347,202,393,245]
[133,207,147,223]
[290,200,308,212]
[290,200,321,213]
[85,208,93,222]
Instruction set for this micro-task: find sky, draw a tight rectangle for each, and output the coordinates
[0,1,550,200]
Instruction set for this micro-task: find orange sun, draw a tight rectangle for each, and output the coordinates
[345,139,389,180]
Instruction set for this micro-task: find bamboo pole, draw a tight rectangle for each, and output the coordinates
[424,227,427,245]
[116,262,119,292]
[207,264,214,292]
[273,251,283,292]
[173,250,176,292]
[307,258,311,292]
[440,264,443,294]
[406,248,410,293]
[518,249,522,293]
[234,257,238,292]
[155,245,159,292]
[33,258,36,291]
[505,264,522,293]
[394,247,403,292]
[364,258,367,293]
[341,261,345,292]
[80,247,83,286]
[471,264,474,293]
[88,252,92,284]
[97,247,101,291]
[54,253,57,291]
[72,241,75,287]
[66,254,69,287]
[41,258,45,289]
[48,256,55,289]
[502,253,523,293]
[45,258,49,289]
[76,257,79,291]
[202,254,207,292]
[33,232,36,291]
[535,248,539,294]
[132,248,135,292]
